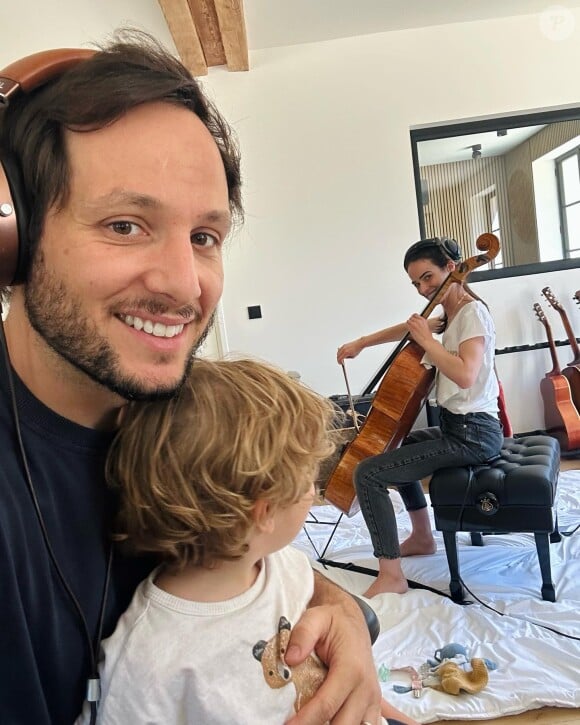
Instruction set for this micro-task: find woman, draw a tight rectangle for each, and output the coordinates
[336,237,503,597]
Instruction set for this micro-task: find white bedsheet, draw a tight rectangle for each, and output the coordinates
[293,470,580,723]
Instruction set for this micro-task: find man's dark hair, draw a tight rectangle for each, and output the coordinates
[0,29,243,264]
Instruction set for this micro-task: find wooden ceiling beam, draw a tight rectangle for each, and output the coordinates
[187,0,227,67]
[213,0,249,72]
[158,0,249,73]
[157,0,208,76]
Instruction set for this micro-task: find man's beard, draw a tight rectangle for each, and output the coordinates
[24,252,213,402]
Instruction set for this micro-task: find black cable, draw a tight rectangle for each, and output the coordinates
[0,310,112,722]
[456,573,580,641]
[450,464,580,641]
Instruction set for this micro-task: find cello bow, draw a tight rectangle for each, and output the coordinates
[324,233,500,516]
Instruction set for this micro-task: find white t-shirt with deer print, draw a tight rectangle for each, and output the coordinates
[76,546,322,724]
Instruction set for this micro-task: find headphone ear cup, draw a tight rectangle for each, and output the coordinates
[440,236,461,263]
[0,151,30,285]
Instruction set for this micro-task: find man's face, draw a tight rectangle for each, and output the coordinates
[24,102,231,401]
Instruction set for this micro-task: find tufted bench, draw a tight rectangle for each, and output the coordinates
[429,435,561,603]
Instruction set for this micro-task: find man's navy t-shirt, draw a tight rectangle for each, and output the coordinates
[0,366,152,724]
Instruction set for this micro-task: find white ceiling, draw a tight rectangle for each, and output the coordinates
[243,0,564,50]
[417,125,547,165]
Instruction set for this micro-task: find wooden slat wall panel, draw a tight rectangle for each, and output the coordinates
[504,142,539,265]
[529,120,580,161]
[421,157,511,263]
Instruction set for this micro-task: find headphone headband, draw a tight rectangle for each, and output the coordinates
[0,48,95,105]
[0,48,95,285]
[404,236,462,268]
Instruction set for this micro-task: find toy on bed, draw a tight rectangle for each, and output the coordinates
[391,642,497,697]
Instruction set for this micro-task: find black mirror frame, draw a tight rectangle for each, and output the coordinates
[410,106,580,282]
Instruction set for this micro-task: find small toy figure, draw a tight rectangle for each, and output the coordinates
[253,616,328,713]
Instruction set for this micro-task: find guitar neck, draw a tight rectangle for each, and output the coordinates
[543,287,580,363]
[534,302,561,376]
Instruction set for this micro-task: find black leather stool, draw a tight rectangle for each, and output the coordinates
[429,435,561,603]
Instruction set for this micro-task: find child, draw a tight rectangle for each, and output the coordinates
[77,357,418,725]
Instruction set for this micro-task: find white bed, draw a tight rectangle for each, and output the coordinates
[293,469,580,723]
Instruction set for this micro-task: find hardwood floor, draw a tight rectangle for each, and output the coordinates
[436,455,580,725]
[436,708,580,724]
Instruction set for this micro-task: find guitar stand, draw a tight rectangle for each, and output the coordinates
[302,510,344,560]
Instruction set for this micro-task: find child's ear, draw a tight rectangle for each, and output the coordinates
[253,499,276,533]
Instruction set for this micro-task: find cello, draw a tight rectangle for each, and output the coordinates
[324,233,500,516]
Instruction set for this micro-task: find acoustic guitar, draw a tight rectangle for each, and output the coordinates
[533,302,580,451]
[541,286,580,411]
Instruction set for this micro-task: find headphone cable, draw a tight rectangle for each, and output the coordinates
[0,310,112,723]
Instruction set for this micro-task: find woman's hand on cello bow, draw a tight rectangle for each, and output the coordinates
[337,338,365,365]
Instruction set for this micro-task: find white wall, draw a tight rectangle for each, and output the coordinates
[202,11,580,433]
[2,4,580,433]
[0,1,176,63]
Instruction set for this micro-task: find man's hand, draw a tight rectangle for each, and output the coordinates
[284,571,382,724]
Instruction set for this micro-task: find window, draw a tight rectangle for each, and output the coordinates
[556,148,580,259]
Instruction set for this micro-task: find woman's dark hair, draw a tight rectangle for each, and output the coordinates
[0,29,243,261]
[403,236,461,271]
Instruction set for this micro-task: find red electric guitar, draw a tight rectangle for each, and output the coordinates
[541,286,580,411]
[533,302,580,451]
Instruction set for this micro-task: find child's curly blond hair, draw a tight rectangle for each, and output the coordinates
[107,357,342,570]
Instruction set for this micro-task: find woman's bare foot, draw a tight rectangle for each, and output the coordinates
[363,559,409,599]
[399,533,437,557]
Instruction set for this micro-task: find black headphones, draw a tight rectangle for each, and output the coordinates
[1,48,107,724]
[0,48,94,286]
[404,236,462,268]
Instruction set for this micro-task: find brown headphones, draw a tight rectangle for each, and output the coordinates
[0,48,94,285]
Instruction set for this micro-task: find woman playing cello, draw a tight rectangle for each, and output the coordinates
[337,237,503,597]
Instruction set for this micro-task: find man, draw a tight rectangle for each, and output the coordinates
[0,31,381,725]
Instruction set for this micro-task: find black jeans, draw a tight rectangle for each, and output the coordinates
[354,409,503,559]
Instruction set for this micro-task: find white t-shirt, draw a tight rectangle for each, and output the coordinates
[76,546,317,724]
[434,300,498,416]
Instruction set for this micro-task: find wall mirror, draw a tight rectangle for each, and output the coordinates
[410,106,580,281]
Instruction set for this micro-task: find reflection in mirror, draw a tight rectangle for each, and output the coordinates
[411,109,580,280]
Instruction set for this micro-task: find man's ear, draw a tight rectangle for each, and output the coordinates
[253,499,276,534]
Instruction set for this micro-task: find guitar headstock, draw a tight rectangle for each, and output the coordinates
[533,301,548,326]
[533,302,554,337]
[541,286,562,312]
